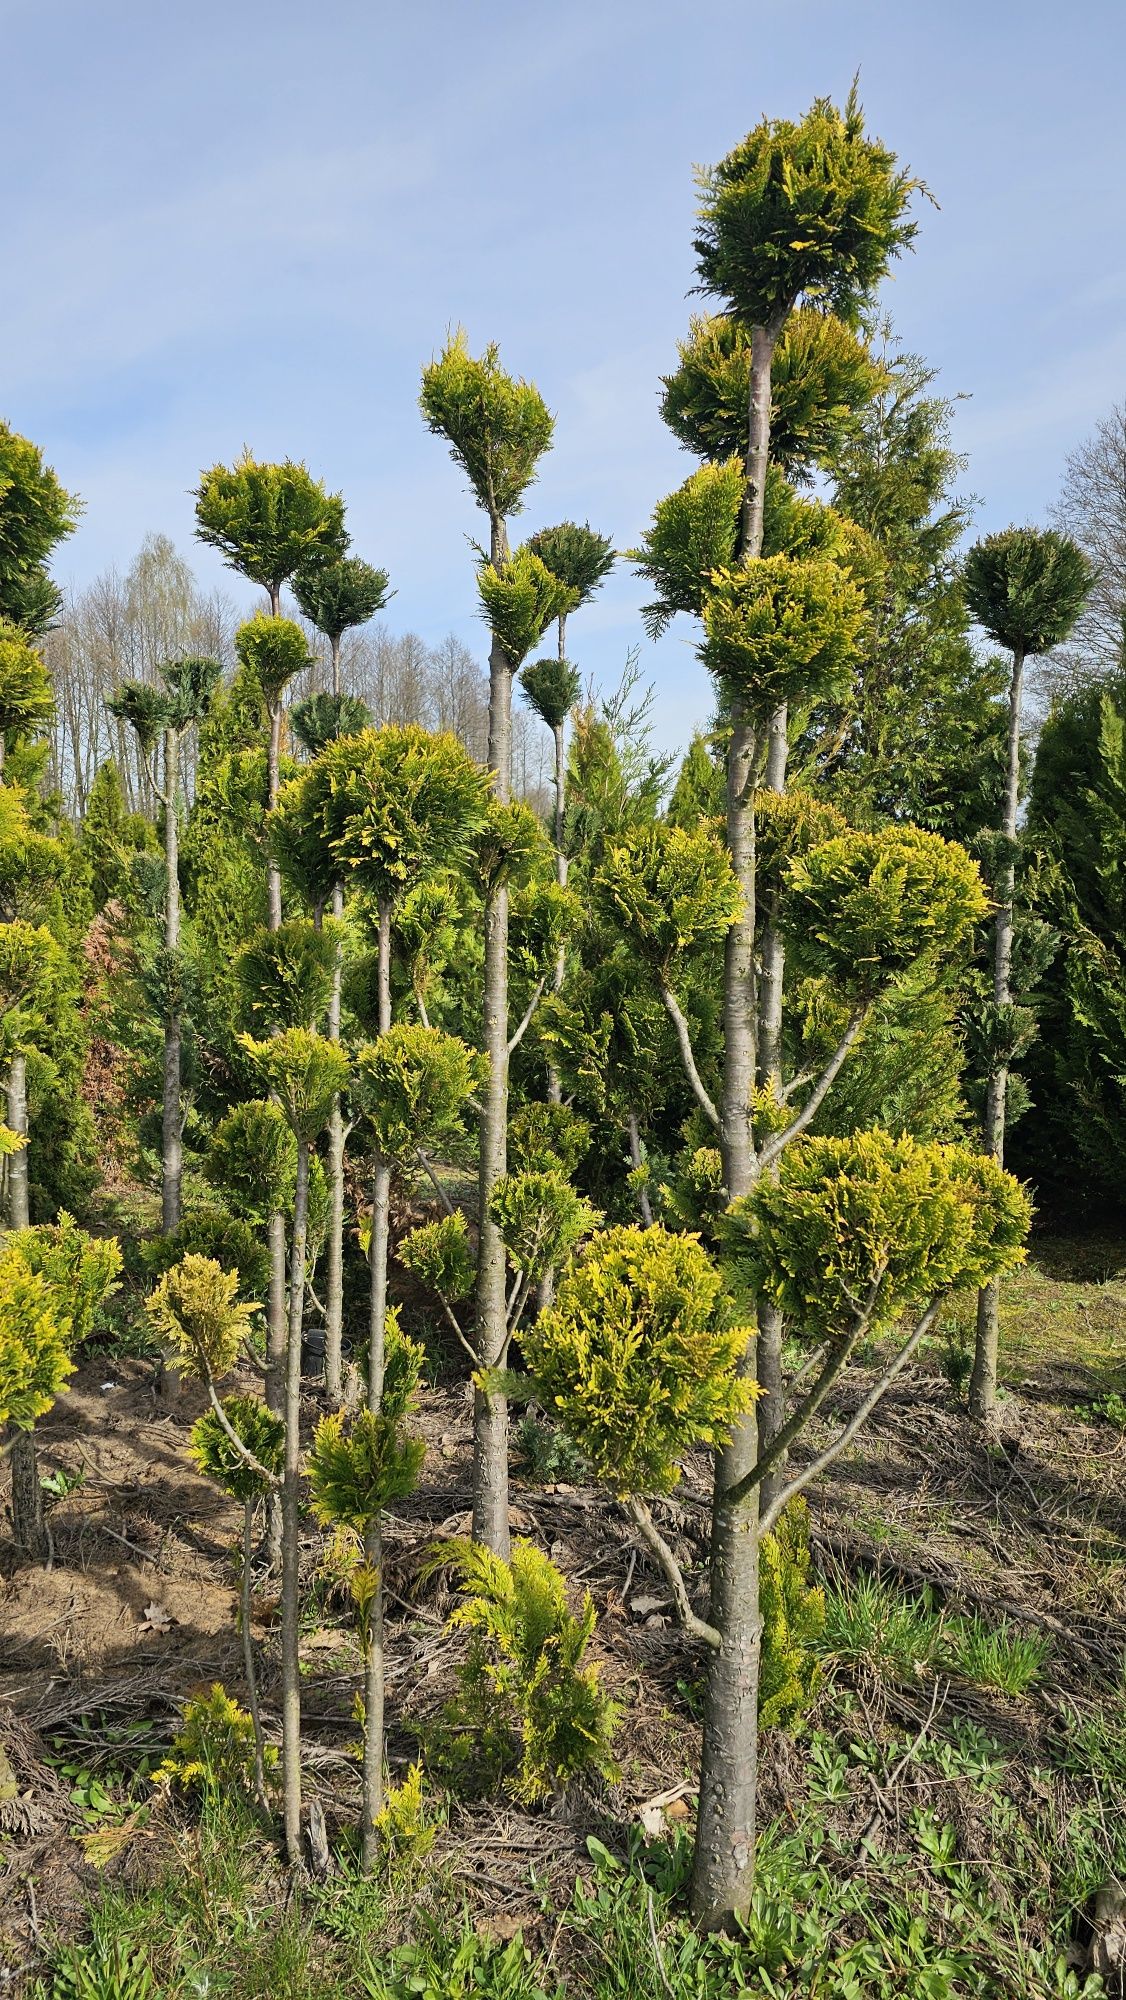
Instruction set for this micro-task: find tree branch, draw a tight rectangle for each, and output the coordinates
[416,1147,455,1216]
[202,1371,280,1489]
[436,1293,478,1367]
[721,1268,887,1512]
[758,1009,866,1167]
[658,979,721,1132]
[623,1495,721,1649]
[507,977,546,1057]
[414,988,432,1031]
[757,1299,941,1537]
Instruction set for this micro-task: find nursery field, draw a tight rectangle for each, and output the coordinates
[3,1237,1125,1997]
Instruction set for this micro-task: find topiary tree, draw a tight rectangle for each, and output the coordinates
[193,453,346,618]
[961,526,1091,1422]
[292,556,391,699]
[0,920,70,1233]
[108,656,222,1242]
[190,1393,285,1807]
[3,1217,121,1561]
[0,421,80,635]
[0,620,54,778]
[307,1312,426,1866]
[232,616,313,931]
[236,1031,349,1866]
[421,333,556,1557]
[271,723,490,1404]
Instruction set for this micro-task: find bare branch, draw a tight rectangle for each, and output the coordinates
[658,980,721,1132]
[757,1299,941,1537]
[758,1009,865,1168]
[414,988,432,1031]
[203,1372,281,1489]
[507,977,546,1058]
[416,1148,455,1217]
[623,1495,721,1650]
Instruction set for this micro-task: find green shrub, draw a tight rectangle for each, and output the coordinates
[154,1684,275,1798]
[759,1499,825,1731]
[425,1539,619,1806]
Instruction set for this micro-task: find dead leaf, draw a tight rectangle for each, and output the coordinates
[139,1601,172,1633]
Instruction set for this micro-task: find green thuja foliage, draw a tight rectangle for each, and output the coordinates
[154,1683,276,1797]
[425,1538,619,1805]
[758,1499,825,1732]
[190,1394,284,1505]
[145,1255,259,1378]
[398,1210,476,1306]
[524,1225,755,1495]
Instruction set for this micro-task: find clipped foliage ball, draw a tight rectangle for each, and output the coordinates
[398,1210,476,1305]
[238,1027,350,1142]
[13,1214,121,1347]
[194,453,346,593]
[292,554,391,641]
[519,656,582,733]
[190,1394,284,1504]
[725,1130,1031,1344]
[145,1254,259,1379]
[355,1023,485,1164]
[701,553,866,714]
[754,788,848,899]
[784,824,986,993]
[477,547,574,668]
[963,526,1091,659]
[526,521,615,607]
[474,798,551,890]
[489,1171,600,1282]
[593,821,741,977]
[420,331,554,522]
[629,458,744,637]
[524,1224,755,1497]
[308,1403,425,1534]
[205,1100,297,1224]
[234,614,312,702]
[234,916,342,1031]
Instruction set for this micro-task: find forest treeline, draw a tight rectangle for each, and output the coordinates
[2,83,1126,1941]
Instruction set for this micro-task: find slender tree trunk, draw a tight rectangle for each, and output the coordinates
[325,880,346,1406]
[473,515,513,1558]
[360,903,392,1866]
[265,1212,288,1417]
[627,1110,653,1227]
[546,718,567,1108]
[6,1056,29,1230]
[241,1499,268,1810]
[267,700,283,931]
[161,727,183,1233]
[970,644,1025,1423]
[9,1430,48,1562]
[692,316,779,1929]
[281,1139,309,1869]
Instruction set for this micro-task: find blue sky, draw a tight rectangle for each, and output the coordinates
[5,0,1125,752]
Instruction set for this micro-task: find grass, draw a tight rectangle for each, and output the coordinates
[36,1779,1114,2000]
[937,1244,1126,1393]
[822,1573,1051,1695]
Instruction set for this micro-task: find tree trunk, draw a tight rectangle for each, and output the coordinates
[6,1055,29,1229]
[473,515,513,1558]
[324,881,346,1407]
[280,1138,309,1869]
[970,643,1025,1423]
[9,1429,48,1562]
[627,1110,653,1227]
[359,907,392,1866]
[265,1212,288,1416]
[692,314,779,1929]
[241,1499,268,1810]
[161,726,183,1234]
[267,700,283,931]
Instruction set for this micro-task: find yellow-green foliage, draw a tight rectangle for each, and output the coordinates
[477,546,575,668]
[474,798,550,891]
[0,618,54,737]
[524,1224,755,1496]
[785,825,986,992]
[759,1499,826,1732]
[0,1243,73,1430]
[233,614,312,701]
[273,723,491,915]
[205,1100,296,1222]
[629,457,744,636]
[432,1538,620,1805]
[146,1254,259,1378]
[190,1394,284,1504]
[234,916,342,1031]
[154,1683,276,1796]
[355,1023,485,1164]
[754,789,849,900]
[701,554,867,715]
[308,1321,427,1533]
[419,330,554,522]
[593,822,741,978]
[489,1171,600,1282]
[0,1123,25,1157]
[1,1218,121,1431]
[399,1210,475,1305]
[727,1132,1032,1344]
[374,1761,439,1863]
[238,1027,350,1142]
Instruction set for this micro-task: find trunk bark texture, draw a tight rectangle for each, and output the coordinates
[360,910,392,1867]
[6,1056,29,1229]
[692,317,778,1928]
[161,726,183,1234]
[280,1139,309,1867]
[473,514,513,1558]
[970,644,1025,1422]
[9,1429,48,1562]
[324,880,346,1406]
